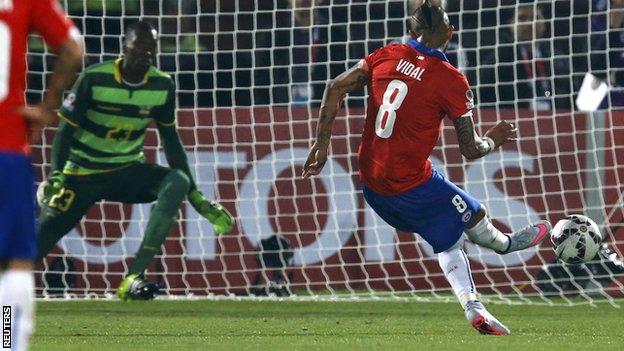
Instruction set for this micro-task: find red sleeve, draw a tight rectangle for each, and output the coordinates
[440,68,474,120]
[363,46,387,70]
[30,0,77,49]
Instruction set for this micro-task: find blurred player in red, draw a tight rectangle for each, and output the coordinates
[0,0,83,349]
[303,0,551,335]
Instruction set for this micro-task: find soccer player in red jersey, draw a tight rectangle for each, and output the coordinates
[303,1,551,335]
[0,0,83,349]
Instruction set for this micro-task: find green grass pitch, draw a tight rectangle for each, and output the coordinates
[33,300,624,351]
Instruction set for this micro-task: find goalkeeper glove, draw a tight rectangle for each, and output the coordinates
[36,170,65,206]
[188,189,234,234]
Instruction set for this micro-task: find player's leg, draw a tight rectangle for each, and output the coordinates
[37,175,100,261]
[0,260,35,351]
[111,164,190,276]
[0,153,39,351]
[437,239,477,306]
[417,175,510,334]
[464,206,551,254]
[362,169,509,335]
[437,240,510,335]
[414,172,545,333]
[105,164,190,300]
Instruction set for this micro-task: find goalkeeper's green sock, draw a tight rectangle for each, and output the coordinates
[128,170,190,276]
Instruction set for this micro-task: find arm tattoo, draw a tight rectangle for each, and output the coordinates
[314,67,369,145]
[316,110,333,145]
[340,68,370,92]
[355,70,369,87]
[454,116,476,152]
[453,116,489,160]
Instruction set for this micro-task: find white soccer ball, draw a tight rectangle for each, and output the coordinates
[550,214,603,264]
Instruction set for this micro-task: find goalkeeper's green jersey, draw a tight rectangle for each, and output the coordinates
[58,59,175,175]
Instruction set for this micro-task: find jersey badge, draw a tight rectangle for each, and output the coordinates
[139,106,152,116]
[62,93,76,112]
[465,90,474,109]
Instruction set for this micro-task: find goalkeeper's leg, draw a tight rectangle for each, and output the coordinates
[127,168,189,275]
[464,206,551,254]
[438,240,510,335]
[37,177,99,261]
[104,166,189,301]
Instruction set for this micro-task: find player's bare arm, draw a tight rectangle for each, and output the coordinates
[453,116,517,160]
[302,62,370,178]
[20,38,83,143]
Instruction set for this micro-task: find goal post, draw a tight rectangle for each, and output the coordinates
[30,0,624,305]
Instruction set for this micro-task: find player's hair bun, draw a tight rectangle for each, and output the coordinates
[407,0,446,37]
[422,1,434,28]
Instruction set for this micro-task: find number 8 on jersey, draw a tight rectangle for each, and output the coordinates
[375,79,408,139]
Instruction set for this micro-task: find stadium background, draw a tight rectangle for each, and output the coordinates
[26,0,624,303]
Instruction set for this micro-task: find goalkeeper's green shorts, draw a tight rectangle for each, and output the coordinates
[37,163,173,258]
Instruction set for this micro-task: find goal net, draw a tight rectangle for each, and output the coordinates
[30,0,624,305]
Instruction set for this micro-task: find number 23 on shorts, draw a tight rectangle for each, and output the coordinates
[49,188,76,212]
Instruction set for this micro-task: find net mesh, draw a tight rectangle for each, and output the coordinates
[29,0,624,305]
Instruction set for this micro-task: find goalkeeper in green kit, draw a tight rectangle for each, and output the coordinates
[37,21,233,300]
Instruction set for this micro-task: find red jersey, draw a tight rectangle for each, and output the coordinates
[0,0,76,154]
[358,40,474,195]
